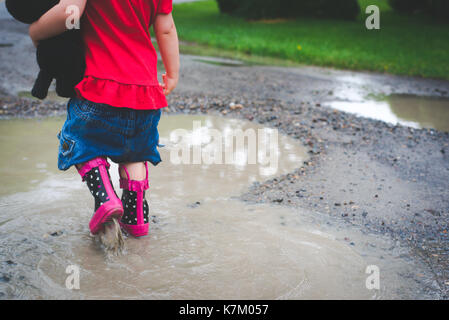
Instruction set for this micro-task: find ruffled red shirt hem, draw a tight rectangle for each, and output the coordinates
[75,76,167,110]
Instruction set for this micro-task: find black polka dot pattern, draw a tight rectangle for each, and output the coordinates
[121,190,149,225]
[84,167,110,211]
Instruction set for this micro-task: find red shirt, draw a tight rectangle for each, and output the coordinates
[75,0,173,110]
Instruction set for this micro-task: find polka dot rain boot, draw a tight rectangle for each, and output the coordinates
[118,162,150,237]
[76,157,124,235]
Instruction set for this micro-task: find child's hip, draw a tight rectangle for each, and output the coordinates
[57,97,162,170]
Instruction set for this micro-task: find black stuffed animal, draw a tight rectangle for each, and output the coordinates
[6,0,85,99]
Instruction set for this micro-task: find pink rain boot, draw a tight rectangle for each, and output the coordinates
[118,162,150,237]
[77,157,124,235]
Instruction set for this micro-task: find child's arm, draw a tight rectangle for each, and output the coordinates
[29,0,87,46]
[154,13,179,96]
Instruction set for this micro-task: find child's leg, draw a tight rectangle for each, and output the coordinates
[118,161,150,237]
[119,162,146,181]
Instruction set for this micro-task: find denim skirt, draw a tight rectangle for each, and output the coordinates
[57,97,162,171]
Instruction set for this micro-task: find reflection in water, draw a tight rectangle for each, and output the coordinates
[0,117,64,196]
[0,115,437,299]
[158,115,300,197]
[325,94,449,132]
[387,95,449,132]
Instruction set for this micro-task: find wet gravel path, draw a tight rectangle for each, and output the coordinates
[1,3,448,298]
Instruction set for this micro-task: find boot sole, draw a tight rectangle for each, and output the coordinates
[119,222,149,237]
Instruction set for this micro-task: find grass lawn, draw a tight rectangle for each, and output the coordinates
[172,0,449,80]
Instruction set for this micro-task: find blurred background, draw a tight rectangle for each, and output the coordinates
[170,0,449,131]
[174,0,448,79]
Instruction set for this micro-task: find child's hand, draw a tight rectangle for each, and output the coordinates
[161,73,178,96]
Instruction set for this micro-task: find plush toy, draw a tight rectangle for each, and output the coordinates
[5,0,85,99]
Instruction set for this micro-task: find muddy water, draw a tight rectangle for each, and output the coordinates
[0,115,437,299]
[325,94,449,132]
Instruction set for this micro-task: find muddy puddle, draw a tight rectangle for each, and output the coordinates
[325,94,449,132]
[0,115,439,299]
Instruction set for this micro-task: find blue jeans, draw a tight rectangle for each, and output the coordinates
[58,97,162,171]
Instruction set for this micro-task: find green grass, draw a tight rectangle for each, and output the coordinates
[173,0,449,79]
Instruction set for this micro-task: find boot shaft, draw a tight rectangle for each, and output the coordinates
[76,157,123,234]
[121,189,149,225]
[119,162,150,236]
[77,158,119,209]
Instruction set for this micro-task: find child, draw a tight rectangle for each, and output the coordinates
[29,0,179,237]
